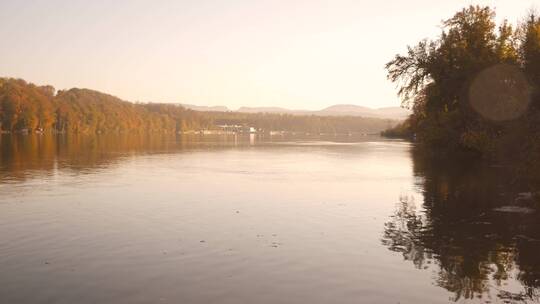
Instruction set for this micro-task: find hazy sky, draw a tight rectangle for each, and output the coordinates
[0,0,537,109]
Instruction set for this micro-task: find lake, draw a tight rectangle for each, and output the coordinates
[1,134,539,304]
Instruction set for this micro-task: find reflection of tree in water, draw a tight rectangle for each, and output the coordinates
[382,195,430,269]
[0,133,256,183]
[0,133,380,183]
[382,147,540,302]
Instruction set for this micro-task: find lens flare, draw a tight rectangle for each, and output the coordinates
[468,64,531,121]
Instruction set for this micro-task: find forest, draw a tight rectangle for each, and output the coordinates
[0,78,393,135]
[385,5,540,164]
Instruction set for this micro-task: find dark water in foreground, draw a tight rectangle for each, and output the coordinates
[1,134,539,304]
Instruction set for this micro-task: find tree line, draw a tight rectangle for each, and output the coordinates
[385,5,540,163]
[0,78,393,135]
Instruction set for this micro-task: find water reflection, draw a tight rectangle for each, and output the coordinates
[382,147,540,302]
[0,133,382,183]
[0,134,266,183]
[3,134,540,303]
[0,134,416,304]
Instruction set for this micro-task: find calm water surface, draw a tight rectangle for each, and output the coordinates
[1,135,539,303]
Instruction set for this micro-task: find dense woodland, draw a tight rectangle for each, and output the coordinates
[385,6,540,163]
[0,78,393,135]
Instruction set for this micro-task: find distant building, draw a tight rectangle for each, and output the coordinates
[216,125,257,134]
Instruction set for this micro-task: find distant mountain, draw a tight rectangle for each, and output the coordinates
[237,106,294,114]
[318,104,410,120]
[181,104,230,112]
[375,106,411,118]
[321,104,373,113]
[237,104,410,120]
[180,103,410,120]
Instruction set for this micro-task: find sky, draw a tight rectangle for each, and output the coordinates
[0,0,537,110]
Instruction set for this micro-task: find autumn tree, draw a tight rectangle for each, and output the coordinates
[386,6,540,154]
